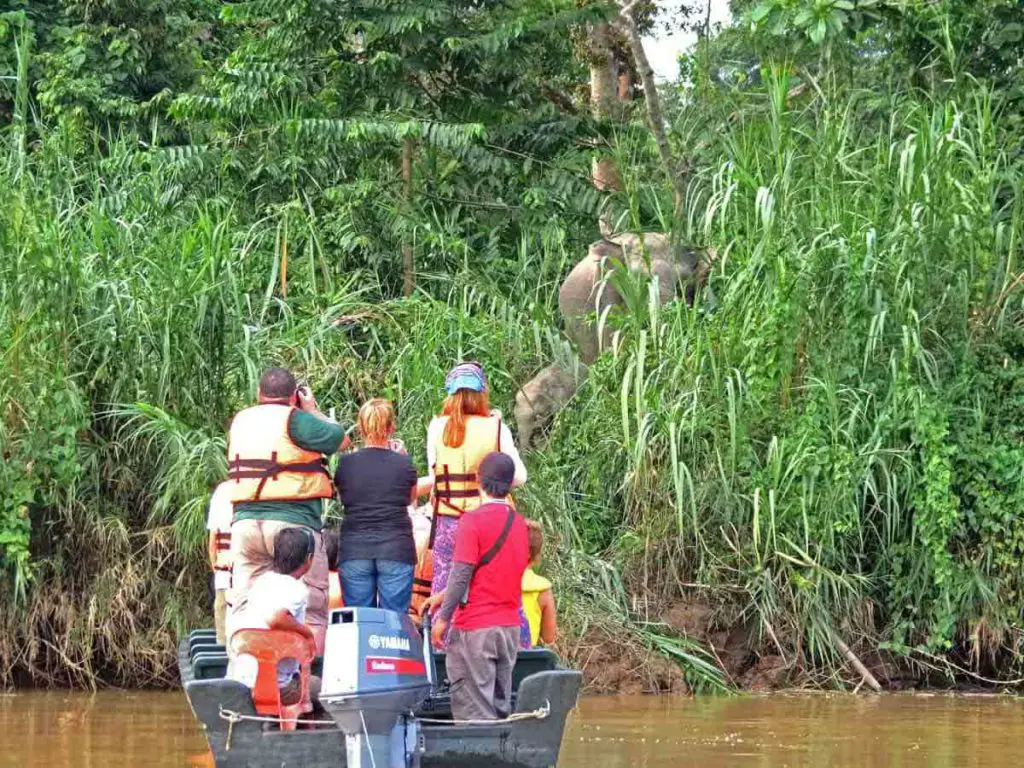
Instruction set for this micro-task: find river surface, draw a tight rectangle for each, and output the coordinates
[2,690,1022,766]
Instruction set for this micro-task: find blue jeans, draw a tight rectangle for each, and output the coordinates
[340,559,415,614]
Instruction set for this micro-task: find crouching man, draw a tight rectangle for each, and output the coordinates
[228,527,322,708]
[430,452,529,721]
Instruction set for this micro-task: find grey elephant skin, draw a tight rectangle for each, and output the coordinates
[557,233,710,365]
[515,363,588,451]
[514,233,711,452]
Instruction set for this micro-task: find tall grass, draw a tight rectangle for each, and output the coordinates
[536,74,1024,684]
[2,72,1022,688]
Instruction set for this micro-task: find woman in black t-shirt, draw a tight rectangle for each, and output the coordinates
[333,399,418,613]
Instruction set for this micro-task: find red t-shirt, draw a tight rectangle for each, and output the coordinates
[452,502,529,631]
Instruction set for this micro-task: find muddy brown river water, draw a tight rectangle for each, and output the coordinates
[2,690,1022,767]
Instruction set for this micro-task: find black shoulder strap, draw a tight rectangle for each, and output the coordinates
[476,506,515,571]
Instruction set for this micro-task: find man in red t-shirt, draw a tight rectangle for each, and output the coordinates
[431,452,529,720]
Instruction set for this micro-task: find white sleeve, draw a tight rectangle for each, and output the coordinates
[256,576,308,625]
[499,421,528,486]
[286,580,309,623]
[207,483,234,531]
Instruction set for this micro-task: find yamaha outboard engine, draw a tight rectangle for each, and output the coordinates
[320,607,432,768]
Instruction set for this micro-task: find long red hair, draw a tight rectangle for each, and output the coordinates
[441,390,491,448]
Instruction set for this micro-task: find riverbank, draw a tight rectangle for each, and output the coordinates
[570,596,1024,696]
[3,577,1018,695]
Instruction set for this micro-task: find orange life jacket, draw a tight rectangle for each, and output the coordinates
[209,481,235,573]
[214,531,233,572]
[408,548,433,625]
[328,571,343,611]
[226,404,334,503]
[431,415,502,517]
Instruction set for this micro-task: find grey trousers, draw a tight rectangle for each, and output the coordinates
[445,625,520,721]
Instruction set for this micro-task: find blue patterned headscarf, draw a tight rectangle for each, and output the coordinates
[444,362,487,395]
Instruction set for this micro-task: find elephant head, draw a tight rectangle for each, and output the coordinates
[558,233,713,364]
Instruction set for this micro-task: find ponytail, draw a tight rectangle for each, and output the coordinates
[441,390,491,448]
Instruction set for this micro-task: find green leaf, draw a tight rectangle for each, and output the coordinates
[751,3,773,23]
[809,18,827,43]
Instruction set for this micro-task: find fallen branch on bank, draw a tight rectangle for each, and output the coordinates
[833,635,882,693]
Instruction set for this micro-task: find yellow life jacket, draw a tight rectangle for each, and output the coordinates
[409,547,434,626]
[432,415,502,517]
[226,404,334,503]
[521,567,552,647]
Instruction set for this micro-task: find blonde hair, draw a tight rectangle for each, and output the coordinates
[526,519,544,562]
[358,398,396,442]
[441,389,491,448]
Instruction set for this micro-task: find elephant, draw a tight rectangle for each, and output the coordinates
[558,233,713,365]
[515,363,588,451]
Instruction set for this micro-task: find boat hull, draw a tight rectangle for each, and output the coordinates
[179,634,581,768]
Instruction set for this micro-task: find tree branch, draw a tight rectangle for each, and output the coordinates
[617,1,685,213]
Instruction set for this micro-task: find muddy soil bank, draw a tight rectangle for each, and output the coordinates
[565,599,1005,695]
[6,597,1012,694]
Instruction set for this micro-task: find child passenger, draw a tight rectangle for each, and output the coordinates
[521,520,558,646]
[325,529,343,611]
[228,527,321,707]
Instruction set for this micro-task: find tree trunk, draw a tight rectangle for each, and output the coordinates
[402,137,414,297]
[618,2,685,213]
[588,22,621,236]
[617,70,632,102]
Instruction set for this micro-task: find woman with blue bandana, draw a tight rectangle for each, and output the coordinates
[420,362,531,648]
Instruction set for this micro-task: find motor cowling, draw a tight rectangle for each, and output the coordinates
[321,606,429,697]
[321,607,431,768]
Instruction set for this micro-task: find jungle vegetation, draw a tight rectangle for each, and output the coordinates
[1,0,1023,691]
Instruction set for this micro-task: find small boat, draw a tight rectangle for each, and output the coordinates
[180,608,582,768]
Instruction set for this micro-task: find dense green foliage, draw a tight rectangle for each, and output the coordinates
[2,0,1023,689]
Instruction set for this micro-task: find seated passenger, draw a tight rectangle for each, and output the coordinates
[228,527,322,708]
[522,520,558,646]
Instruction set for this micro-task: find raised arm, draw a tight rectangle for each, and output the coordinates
[498,421,527,486]
[538,589,558,645]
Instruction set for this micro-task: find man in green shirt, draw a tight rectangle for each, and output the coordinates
[226,367,349,655]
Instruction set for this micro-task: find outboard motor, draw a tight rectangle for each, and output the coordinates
[320,607,432,768]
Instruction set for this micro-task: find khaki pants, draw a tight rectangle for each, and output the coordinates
[445,625,519,721]
[214,590,228,646]
[227,519,329,654]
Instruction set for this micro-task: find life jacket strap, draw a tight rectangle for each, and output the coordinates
[227,460,329,477]
[434,488,481,500]
[228,453,331,501]
[434,471,477,483]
